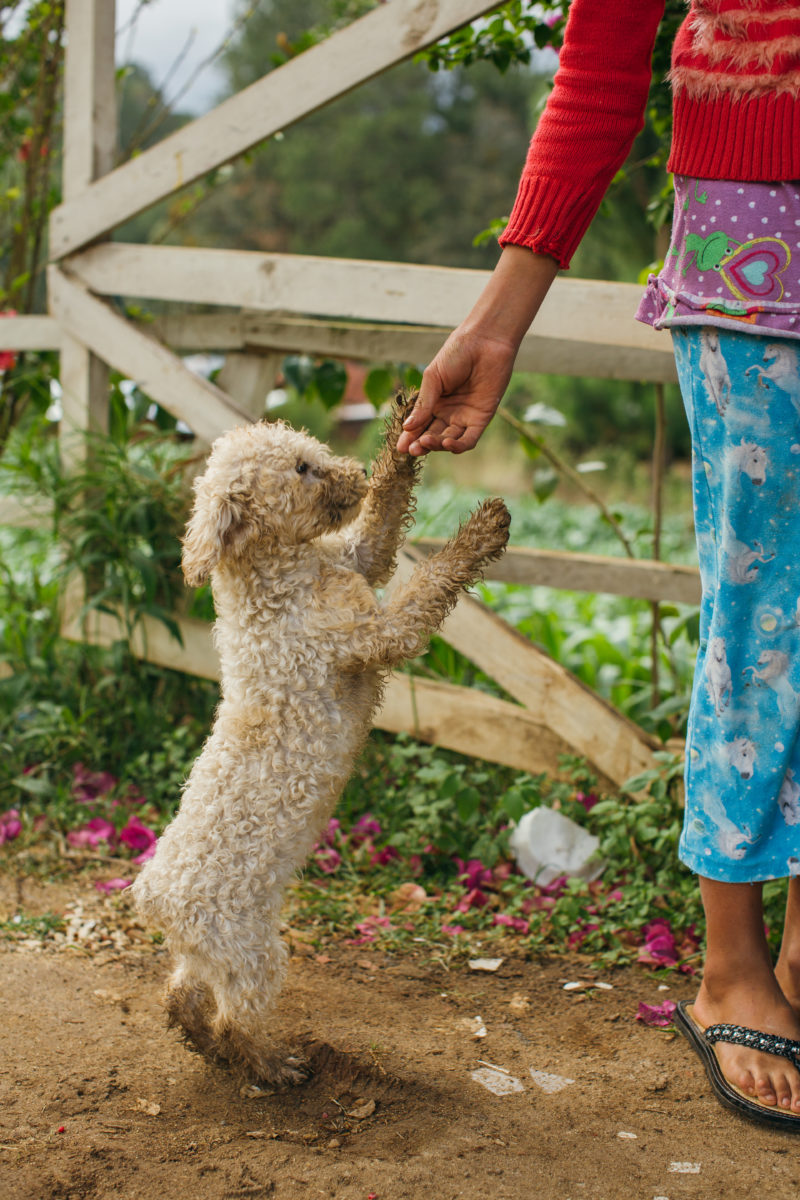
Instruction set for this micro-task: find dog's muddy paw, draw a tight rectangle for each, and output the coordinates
[254,1055,312,1089]
[393,388,419,423]
[464,498,511,562]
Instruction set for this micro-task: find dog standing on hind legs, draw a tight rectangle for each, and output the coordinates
[131,392,510,1086]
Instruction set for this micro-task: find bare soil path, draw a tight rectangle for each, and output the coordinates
[2,872,799,1200]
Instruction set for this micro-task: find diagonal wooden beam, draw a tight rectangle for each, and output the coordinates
[47,266,255,442]
[49,0,501,259]
[392,548,660,787]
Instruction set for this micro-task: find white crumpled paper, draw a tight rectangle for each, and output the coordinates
[509,806,605,887]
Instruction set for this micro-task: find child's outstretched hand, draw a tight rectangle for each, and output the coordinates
[395,246,560,457]
[395,329,517,456]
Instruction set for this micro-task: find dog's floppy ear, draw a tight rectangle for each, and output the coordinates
[181,485,252,587]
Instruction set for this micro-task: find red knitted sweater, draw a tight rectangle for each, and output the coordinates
[500,0,800,268]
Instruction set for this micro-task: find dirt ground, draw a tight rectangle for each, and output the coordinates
[2,872,800,1200]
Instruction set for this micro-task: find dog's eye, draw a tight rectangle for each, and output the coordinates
[296,461,309,475]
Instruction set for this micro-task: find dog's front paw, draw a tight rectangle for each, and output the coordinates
[383,388,420,456]
[463,497,511,564]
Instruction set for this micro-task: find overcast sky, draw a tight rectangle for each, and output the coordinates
[116,0,239,113]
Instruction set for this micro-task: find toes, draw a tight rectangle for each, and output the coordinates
[752,1071,778,1106]
[774,1073,793,1109]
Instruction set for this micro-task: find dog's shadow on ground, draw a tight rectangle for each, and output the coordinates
[172,1034,466,1147]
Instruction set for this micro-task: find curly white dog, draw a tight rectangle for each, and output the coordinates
[132,394,510,1085]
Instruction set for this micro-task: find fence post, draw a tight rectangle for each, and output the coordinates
[56,0,117,442]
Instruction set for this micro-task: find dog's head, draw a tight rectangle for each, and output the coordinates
[181,421,368,586]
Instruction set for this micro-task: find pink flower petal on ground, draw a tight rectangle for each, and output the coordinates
[72,762,117,803]
[0,809,22,844]
[321,818,341,846]
[454,887,490,913]
[370,845,400,867]
[492,914,530,934]
[314,847,341,874]
[567,922,599,948]
[441,924,465,936]
[455,858,493,890]
[635,999,677,1027]
[350,814,382,844]
[95,878,131,893]
[344,915,394,945]
[637,919,679,966]
[119,816,156,854]
[66,817,116,849]
[540,875,569,897]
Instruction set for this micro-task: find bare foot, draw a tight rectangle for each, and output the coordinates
[692,977,800,1113]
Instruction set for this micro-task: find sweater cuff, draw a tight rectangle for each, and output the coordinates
[499,173,607,269]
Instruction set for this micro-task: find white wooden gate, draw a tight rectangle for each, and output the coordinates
[0,0,697,789]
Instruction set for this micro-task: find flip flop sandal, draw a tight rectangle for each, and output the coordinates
[676,1000,800,1131]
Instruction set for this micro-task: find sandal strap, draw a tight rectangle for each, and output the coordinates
[704,1022,800,1069]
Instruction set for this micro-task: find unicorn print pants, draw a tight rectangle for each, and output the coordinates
[674,327,800,881]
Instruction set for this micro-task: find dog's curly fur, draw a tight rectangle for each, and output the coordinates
[131,393,510,1085]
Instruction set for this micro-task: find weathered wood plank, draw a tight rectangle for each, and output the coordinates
[62,0,116,201]
[48,267,256,442]
[241,315,678,382]
[49,0,501,258]
[141,310,676,383]
[0,315,61,351]
[68,245,677,377]
[376,673,596,782]
[413,540,702,604]
[216,352,281,420]
[58,0,118,443]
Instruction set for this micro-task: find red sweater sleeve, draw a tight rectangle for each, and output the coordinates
[500,0,666,268]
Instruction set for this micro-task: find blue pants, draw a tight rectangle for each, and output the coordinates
[674,327,800,881]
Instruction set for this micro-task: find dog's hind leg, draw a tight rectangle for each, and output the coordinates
[164,956,220,1060]
[171,926,310,1087]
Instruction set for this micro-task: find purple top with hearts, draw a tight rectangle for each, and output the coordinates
[636,176,800,341]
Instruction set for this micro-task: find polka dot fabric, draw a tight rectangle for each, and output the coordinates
[637,176,800,341]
